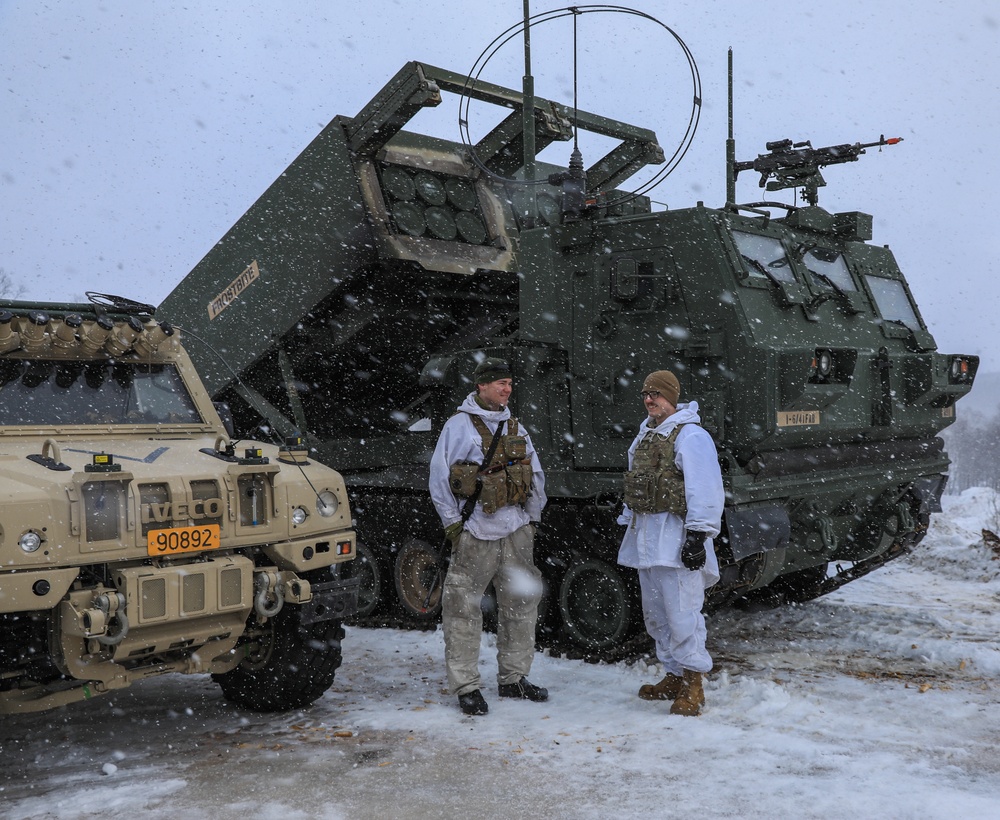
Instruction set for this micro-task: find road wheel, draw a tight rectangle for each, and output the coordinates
[557,558,633,650]
[346,541,383,620]
[212,603,343,712]
[394,538,443,619]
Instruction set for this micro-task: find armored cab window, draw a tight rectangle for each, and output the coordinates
[128,364,203,424]
[802,247,857,292]
[0,360,203,426]
[731,231,796,283]
[865,275,921,329]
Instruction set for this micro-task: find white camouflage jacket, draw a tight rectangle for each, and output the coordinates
[429,393,547,541]
[616,401,724,586]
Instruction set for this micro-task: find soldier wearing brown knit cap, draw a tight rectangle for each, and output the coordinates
[641,370,680,408]
[617,369,724,716]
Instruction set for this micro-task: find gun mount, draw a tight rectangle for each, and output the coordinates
[733,135,903,206]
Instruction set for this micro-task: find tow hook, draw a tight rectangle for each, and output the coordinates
[254,571,285,618]
[90,592,129,646]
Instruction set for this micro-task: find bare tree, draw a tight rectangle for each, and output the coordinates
[941,409,1000,493]
[0,269,26,299]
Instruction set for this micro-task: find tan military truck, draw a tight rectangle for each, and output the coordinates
[0,294,358,713]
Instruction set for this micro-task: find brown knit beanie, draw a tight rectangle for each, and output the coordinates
[642,370,680,407]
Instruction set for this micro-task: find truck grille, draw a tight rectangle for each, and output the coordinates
[141,576,167,619]
[220,566,243,608]
[82,480,127,544]
[190,479,224,527]
[139,482,170,536]
[117,555,252,626]
[237,473,269,527]
[182,573,206,613]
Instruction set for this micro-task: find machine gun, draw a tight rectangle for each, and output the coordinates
[733,135,902,205]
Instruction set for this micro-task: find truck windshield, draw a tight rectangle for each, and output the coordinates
[732,231,796,283]
[803,247,857,292]
[0,359,203,426]
[864,275,921,329]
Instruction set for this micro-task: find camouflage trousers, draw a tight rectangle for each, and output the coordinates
[442,524,542,696]
[638,565,712,675]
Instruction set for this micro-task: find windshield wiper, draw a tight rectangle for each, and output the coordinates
[810,269,846,297]
[741,254,786,289]
[805,269,861,314]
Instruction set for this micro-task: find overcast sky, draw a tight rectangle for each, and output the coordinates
[2,0,998,370]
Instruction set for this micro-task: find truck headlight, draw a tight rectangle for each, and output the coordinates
[949,356,972,384]
[19,531,42,553]
[291,506,308,526]
[316,491,338,518]
[816,349,833,379]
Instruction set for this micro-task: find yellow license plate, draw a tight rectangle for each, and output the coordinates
[147,524,221,557]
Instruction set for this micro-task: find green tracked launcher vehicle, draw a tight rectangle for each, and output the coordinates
[159,61,977,658]
[0,297,358,713]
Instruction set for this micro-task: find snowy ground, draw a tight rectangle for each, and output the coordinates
[3,489,1000,820]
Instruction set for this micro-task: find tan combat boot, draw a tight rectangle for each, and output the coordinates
[638,673,683,701]
[669,669,705,716]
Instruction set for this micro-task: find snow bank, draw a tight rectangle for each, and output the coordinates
[2,489,999,819]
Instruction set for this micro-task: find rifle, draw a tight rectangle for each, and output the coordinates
[733,134,902,205]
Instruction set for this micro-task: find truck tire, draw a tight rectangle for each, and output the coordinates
[212,603,344,712]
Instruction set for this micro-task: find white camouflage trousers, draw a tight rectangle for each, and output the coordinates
[638,565,713,675]
[442,524,542,696]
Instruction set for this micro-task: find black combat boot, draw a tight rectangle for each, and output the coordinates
[498,678,549,702]
[458,689,489,716]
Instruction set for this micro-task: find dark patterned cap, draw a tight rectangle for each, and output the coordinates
[473,358,512,384]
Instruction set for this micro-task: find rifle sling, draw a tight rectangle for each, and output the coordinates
[431,417,511,609]
[459,416,509,523]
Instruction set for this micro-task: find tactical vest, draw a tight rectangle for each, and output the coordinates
[449,416,533,515]
[623,424,688,515]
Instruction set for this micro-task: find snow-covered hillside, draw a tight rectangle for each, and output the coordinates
[2,490,999,819]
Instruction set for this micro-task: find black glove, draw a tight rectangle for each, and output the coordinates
[681,530,707,571]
